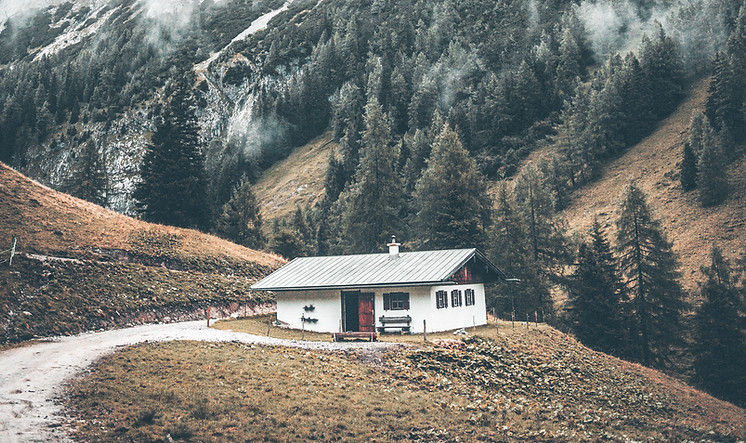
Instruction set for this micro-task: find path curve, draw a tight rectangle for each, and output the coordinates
[0,321,397,442]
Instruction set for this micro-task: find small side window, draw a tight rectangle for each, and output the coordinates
[465,289,475,306]
[451,289,462,307]
[436,290,448,309]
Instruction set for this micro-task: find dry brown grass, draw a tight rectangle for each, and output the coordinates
[65,327,746,442]
[213,313,547,343]
[253,131,339,230]
[0,162,284,343]
[0,162,284,268]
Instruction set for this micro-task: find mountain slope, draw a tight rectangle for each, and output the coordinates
[0,162,284,344]
[253,131,338,227]
[557,77,746,291]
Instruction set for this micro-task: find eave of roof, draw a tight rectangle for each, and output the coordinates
[250,248,506,292]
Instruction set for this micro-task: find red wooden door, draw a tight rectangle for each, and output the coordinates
[358,293,375,332]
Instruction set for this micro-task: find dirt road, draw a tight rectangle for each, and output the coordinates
[0,321,395,442]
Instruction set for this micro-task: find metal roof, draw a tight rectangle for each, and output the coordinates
[251,248,506,291]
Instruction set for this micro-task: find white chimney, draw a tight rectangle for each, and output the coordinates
[387,235,401,258]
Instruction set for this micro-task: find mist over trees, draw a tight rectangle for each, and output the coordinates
[2,0,746,408]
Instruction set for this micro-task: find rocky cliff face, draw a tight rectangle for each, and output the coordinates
[3,0,294,214]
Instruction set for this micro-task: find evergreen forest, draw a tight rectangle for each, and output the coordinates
[1,0,745,408]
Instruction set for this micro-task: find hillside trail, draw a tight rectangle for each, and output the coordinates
[0,320,398,443]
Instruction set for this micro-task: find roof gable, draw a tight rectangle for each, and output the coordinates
[251,248,506,291]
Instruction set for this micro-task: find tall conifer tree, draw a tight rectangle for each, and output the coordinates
[615,184,686,368]
[697,132,729,207]
[134,74,208,230]
[693,245,746,407]
[413,122,491,249]
[339,97,403,253]
[567,220,627,356]
[215,177,264,249]
[680,142,698,192]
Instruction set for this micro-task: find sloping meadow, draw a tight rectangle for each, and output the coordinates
[65,329,745,442]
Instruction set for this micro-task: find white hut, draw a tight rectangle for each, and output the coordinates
[251,238,507,335]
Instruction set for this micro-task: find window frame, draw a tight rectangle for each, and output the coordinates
[383,292,410,311]
[436,290,448,309]
[465,288,475,306]
[451,289,462,307]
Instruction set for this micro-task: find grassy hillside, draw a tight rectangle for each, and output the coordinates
[253,131,338,229]
[66,325,746,441]
[555,77,746,292]
[0,163,284,344]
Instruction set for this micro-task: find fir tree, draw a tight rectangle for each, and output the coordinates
[693,245,746,407]
[680,142,698,192]
[512,164,570,319]
[339,97,404,253]
[567,220,627,356]
[413,122,491,249]
[615,183,687,368]
[269,207,315,259]
[323,152,346,203]
[489,182,548,319]
[69,140,107,206]
[697,131,729,207]
[134,75,209,230]
[215,177,264,250]
[638,23,685,120]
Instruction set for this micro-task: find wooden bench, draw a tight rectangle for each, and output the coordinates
[332,331,379,342]
[378,315,412,333]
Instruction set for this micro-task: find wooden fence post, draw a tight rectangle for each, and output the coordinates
[8,236,16,267]
[206,306,210,327]
[267,317,271,336]
[526,313,529,330]
[511,311,515,329]
[423,319,427,342]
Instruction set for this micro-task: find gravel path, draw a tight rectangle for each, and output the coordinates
[0,321,398,442]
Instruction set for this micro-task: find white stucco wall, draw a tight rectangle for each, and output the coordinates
[276,289,342,332]
[276,283,488,334]
[425,283,488,332]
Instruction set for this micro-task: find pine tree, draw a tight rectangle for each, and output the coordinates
[413,122,491,249]
[70,140,108,206]
[680,142,698,192]
[512,164,569,273]
[615,183,687,368]
[567,220,627,356]
[512,164,570,319]
[134,75,209,230]
[489,182,548,319]
[693,245,746,407]
[638,23,685,120]
[688,111,714,156]
[697,131,729,207]
[706,52,740,136]
[339,97,404,253]
[555,28,582,101]
[215,177,264,250]
[323,152,346,203]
